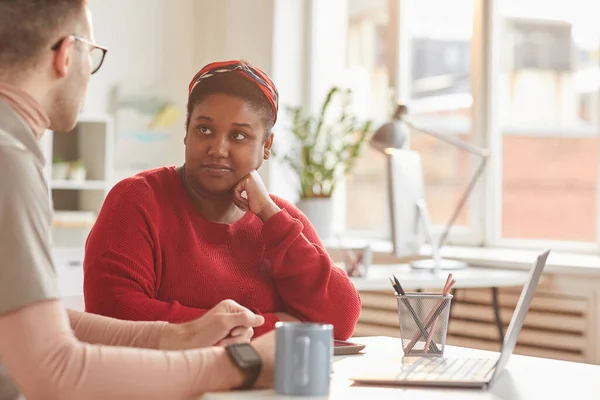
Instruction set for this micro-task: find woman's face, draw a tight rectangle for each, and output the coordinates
[184,93,273,194]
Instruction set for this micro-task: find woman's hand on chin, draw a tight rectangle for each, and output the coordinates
[233,170,281,222]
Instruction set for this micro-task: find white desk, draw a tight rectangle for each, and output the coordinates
[204,336,600,399]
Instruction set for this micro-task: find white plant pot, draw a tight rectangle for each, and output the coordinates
[296,197,334,240]
[51,162,70,180]
[69,167,87,181]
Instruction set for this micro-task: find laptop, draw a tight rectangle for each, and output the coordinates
[349,249,550,389]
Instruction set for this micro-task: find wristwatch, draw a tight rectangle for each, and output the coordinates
[225,343,263,390]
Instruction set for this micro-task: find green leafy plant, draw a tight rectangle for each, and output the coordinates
[70,159,85,169]
[277,87,372,199]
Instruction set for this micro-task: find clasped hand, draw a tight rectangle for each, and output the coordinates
[159,299,265,350]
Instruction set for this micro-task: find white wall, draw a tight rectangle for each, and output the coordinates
[307,0,350,231]
[308,0,349,112]
[269,0,311,201]
[86,0,197,175]
[193,0,275,74]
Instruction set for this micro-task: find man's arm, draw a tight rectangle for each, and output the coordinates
[1,300,249,399]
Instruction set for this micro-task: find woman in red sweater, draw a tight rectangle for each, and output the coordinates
[83,60,362,340]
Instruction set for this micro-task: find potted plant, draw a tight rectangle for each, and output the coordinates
[277,87,372,239]
[69,160,87,181]
[51,155,70,180]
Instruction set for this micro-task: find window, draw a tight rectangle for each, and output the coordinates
[343,0,392,236]
[340,0,600,250]
[344,0,478,244]
[499,0,600,243]
[406,0,475,240]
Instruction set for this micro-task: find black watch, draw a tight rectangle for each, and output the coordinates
[225,343,263,390]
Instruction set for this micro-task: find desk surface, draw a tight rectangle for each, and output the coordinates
[350,264,529,291]
[204,336,600,399]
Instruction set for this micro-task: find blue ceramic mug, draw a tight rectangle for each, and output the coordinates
[274,322,334,396]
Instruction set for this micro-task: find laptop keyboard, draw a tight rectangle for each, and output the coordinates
[396,357,497,381]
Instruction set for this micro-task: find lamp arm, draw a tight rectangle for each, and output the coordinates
[403,118,489,158]
[437,154,488,248]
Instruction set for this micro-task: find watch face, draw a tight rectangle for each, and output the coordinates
[231,344,261,367]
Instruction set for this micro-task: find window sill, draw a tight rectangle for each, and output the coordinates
[323,238,600,278]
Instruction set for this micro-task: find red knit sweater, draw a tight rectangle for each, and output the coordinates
[83,167,361,340]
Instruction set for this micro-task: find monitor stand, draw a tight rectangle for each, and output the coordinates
[409,200,468,271]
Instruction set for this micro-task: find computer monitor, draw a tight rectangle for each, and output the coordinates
[386,149,426,258]
[386,148,467,270]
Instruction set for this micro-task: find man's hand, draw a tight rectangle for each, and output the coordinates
[233,170,281,222]
[158,300,265,350]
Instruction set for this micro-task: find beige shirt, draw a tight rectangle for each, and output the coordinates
[0,100,59,399]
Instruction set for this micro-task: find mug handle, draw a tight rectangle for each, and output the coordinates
[293,337,311,386]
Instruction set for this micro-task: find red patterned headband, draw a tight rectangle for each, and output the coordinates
[188,60,279,125]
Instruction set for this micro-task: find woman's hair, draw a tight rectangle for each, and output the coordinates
[185,73,275,135]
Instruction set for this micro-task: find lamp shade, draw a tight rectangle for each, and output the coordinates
[369,103,410,153]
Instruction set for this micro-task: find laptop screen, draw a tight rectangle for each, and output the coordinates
[489,250,550,382]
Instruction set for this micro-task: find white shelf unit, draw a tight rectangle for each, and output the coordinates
[40,114,115,297]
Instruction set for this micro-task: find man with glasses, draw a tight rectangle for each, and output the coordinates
[51,35,108,75]
[0,1,275,399]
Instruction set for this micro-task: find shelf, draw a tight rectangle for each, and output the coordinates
[53,210,96,228]
[42,113,114,227]
[50,180,106,190]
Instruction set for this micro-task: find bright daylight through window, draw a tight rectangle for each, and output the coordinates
[344,0,600,248]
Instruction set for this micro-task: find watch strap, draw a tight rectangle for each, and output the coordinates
[225,344,262,390]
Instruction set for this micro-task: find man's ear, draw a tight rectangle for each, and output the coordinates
[52,37,74,78]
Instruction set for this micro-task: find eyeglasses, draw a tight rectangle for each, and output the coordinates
[50,35,108,75]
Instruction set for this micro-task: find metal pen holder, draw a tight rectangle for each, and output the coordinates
[396,293,453,357]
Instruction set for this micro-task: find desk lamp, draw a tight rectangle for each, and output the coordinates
[371,103,490,271]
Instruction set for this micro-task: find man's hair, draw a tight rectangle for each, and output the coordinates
[0,0,88,73]
[186,73,275,136]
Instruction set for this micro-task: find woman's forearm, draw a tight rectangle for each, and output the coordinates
[262,209,362,339]
[0,300,243,400]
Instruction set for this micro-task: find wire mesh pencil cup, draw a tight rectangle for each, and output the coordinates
[396,293,453,357]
